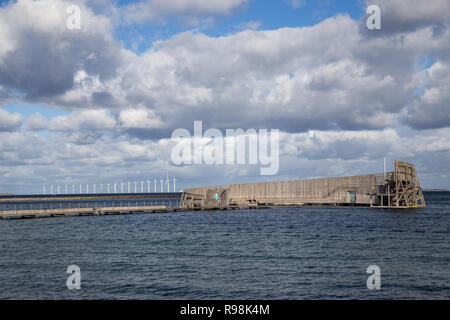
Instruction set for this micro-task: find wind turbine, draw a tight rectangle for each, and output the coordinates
[107,184,110,193]
[128,181,131,193]
[100,184,103,193]
[173,176,176,192]
[43,185,46,195]
[93,184,96,194]
[141,180,144,193]
[86,184,89,194]
[65,184,68,194]
[154,177,157,192]
[166,174,170,192]
[134,181,137,193]
[147,177,150,193]
[72,184,75,194]
[79,184,82,194]
[121,182,124,193]
[160,178,164,192]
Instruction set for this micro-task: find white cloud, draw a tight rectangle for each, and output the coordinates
[3,1,449,133]
[0,0,124,99]
[0,109,23,131]
[119,108,165,129]
[25,112,48,131]
[405,61,450,129]
[1,126,449,194]
[107,15,413,132]
[49,109,116,132]
[1,0,450,192]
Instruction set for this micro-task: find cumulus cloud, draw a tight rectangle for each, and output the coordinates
[0,0,124,100]
[48,109,116,132]
[0,131,50,166]
[119,108,165,129]
[2,1,449,134]
[0,109,23,131]
[24,112,48,131]
[1,126,449,193]
[405,61,450,129]
[106,16,410,133]
[1,0,450,192]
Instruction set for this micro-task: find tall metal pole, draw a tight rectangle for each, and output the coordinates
[173,176,176,192]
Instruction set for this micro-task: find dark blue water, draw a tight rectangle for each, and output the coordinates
[0,192,448,299]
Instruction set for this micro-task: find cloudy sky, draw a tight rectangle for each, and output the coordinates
[0,0,449,194]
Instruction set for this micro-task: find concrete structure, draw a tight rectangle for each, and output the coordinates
[180,160,426,209]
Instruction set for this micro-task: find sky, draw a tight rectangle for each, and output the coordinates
[0,0,449,194]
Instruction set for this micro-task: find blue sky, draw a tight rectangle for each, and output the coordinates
[4,104,70,119]
[115,0,367,53]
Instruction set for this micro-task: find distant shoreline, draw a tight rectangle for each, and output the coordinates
[423,189,449,192]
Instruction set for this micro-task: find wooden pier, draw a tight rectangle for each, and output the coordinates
[0,160,426,220]
[181,160,426,210]
[0,206,170,219]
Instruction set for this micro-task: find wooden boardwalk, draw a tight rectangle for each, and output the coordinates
[0,206,169,219]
